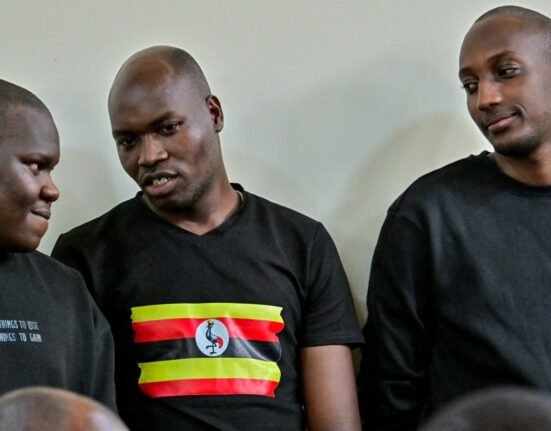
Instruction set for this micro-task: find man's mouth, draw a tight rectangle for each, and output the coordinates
[140,171,179,198]
[31,208,51,220]
[141,171,177,188]
[152,177,170,186]
[485,113,518,134]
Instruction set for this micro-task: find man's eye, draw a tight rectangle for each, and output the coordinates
[27,162,44,175]
[159,123,181,135]
[461,81,478,95]
[117,137,137,148]
[498,66,519,78]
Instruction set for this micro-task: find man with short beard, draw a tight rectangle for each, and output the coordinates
[358,6,551,431]
[0,79,115,409]
[52,46,363,431]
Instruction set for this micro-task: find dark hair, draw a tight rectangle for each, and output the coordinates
[0,79,49,117]
[475,5,551,26]
[0,79,51,143]
[474,5,551,50]
[161,46,212,97]
[110,46,212,102]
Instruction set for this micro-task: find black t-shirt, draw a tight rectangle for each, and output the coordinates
[0,251,116,409]
[53,186,362,431]
[359,152,551,430]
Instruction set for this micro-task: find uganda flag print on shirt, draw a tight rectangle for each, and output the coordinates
[131,303,284,398]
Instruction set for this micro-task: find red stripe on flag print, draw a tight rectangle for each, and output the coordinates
[133,317,284,343]
[132,304,284,398]
[139,378,279,398]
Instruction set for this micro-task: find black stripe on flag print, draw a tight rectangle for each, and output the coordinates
[134,337,282,363]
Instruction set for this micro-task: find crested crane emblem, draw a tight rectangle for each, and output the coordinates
[195,319,229,357]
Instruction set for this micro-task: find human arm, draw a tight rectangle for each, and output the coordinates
[299,223,363,429]
[357,204,432,430]
[302,345,361,431]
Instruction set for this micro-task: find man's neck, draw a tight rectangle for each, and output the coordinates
[492,147,551,186]
[146,181,242,236]
[0,251,13,266]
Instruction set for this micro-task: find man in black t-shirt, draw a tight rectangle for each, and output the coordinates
[0,79,116,409]
[52,47,363,430]
[358,6,551,431]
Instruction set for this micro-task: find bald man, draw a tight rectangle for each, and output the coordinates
[358,6,551,430]
[419,387,551,431]
[0,387,127,431]
[52,47,363,430]
[0,79,115,409]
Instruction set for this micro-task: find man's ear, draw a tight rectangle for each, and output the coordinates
[207,95,224,132]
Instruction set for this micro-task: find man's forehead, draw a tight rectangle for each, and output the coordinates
[0,107,59,164]
[464,15,528,48]
[110,65,198,109]
[109,77,203,135]
[111,60,171,97]
[2,105,56,139]
[3,104,44,122]
[459,15,544,66]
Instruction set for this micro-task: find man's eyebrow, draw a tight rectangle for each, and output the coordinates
[150,112,180,127]
[112,112,180,137]
[458,66,473,79]
[487,50,519,64]
[459,50,519,78]
[112,129,132,139]
[21,150,58,167]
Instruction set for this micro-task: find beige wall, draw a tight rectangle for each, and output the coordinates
[1,0,547,323]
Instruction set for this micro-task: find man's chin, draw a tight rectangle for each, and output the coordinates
[5,238,41,253]
[490,134,540,158]
[143,194,195,215]
[493,143,540,158]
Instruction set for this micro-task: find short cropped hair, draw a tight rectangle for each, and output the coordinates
[161,46,212,96]
[419,387,551,431]
[475,5,551,26]
[110,46,212,101]
[474,6,551,52]
[0,79,49,117]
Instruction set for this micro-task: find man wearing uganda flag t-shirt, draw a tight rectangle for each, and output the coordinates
[52,46,363,431]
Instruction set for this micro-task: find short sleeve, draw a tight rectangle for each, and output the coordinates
[300,223,363,347]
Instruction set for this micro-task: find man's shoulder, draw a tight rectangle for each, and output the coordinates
[409,152,486,191]
[19,250,83,281]
[245,189,321,230]
[14,252,91,303]
[60,196,141,240]
[391,152,489,212]
[16,252,105,329]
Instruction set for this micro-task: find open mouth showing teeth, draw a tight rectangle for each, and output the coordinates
[152,177,169,186]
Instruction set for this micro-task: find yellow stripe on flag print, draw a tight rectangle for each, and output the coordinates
[132,303,283,323]
[138,357,281,384]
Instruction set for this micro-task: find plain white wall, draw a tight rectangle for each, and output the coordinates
[1,0,548,323]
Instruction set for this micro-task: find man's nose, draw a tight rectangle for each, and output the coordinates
[138,136,168,166]
[41,175,60,203]
[477,79,503,111]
